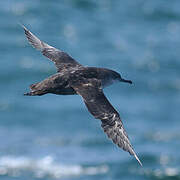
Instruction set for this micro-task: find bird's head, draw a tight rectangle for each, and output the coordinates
[111,71,132,84]
[118,74,132,84]
[100,69,132,88]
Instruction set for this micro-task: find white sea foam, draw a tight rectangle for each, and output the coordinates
[130,165,180,179]
[0,155,108,178]
[142,167,180,178]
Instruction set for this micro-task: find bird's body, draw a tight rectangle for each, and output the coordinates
[26,67,128,96]
[22,25,142,166]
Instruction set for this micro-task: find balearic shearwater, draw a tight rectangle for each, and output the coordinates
[22,25,142,166]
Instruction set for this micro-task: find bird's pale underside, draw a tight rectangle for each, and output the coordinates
[22,25,142,166]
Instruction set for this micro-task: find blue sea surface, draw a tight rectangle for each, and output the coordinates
[0,0,180,179]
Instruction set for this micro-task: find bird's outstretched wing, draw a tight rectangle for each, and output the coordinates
[22,25,82,72]
[71,78,142,166]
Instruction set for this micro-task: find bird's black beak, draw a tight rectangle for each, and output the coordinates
[120,78,132,84]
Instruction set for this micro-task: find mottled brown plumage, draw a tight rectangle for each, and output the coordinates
[22,25,142,166]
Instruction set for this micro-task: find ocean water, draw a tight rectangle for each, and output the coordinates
[0,0,180,179]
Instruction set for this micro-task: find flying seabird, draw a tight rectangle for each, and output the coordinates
[22,25,142,166]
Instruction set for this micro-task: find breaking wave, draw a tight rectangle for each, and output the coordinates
[142,167,180,179]
[0,155,108,179]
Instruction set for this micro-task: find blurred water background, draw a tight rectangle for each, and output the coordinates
[0,0,180,179]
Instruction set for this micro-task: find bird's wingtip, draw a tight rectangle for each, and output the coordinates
[18,23,29,33]
[134,153,143,167]
[18,22,25,29]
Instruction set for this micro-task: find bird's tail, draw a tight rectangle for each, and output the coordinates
[24,91,46,96]
[24,83,47,96]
